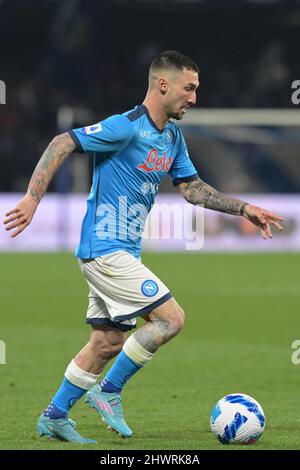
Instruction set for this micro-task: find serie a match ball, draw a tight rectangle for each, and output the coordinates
[210,393,265,445]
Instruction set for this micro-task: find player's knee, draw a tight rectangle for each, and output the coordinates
[91,339,124,360]
[90,330,125,359]
[102,342,124,360]
[167,305,185,338]
[175,305,185,332]
[177,304,185,328]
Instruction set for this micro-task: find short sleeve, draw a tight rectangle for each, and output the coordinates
[169,127,198,186]
[69,114,134,154]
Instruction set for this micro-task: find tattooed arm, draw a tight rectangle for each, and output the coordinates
[4,132,76,237]
[178,177,284,239]
[179,177,248,216]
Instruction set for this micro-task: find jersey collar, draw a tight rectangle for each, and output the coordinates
[141,104,165,134]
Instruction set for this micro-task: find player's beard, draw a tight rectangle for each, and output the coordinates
[166,107,185,121]
[168,112,182,120]
[166,102,187,121]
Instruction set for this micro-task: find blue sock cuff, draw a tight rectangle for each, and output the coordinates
[120,351,143,369]
[102,350,143,392]
[52,377,87,414]
[63,377,86,393]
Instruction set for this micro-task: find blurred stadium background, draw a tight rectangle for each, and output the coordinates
[1,0,300,451]
[0,0,299,252]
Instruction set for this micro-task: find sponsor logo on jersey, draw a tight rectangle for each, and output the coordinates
[140,129,151,139]
[141,182,159,195]
[137,148,172,173]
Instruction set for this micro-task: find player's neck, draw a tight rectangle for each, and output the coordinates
[142,98,169,131]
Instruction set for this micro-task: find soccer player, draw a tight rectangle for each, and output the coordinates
[4,51,283,443]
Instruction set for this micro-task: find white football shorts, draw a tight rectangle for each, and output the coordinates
[78,251,172,331]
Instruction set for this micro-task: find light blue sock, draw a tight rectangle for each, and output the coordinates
[45,378,86,417]
[100,351,142,393]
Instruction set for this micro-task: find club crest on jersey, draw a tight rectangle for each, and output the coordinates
[138,148,172,173]
[166,129,174,143]
[141,280,159,297]
[82,123,102,135]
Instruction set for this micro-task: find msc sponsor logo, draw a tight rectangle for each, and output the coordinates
[141,182,158,195]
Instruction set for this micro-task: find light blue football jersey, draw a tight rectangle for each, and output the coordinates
[69,104,198,259]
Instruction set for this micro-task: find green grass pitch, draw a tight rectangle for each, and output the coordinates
[0,252,299,450]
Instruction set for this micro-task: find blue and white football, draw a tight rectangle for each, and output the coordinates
[210,393,265,444]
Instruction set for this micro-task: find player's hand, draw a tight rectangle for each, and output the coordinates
[243,204,284,239]
[3,194,38,238]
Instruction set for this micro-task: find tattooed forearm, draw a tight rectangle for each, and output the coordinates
[180,178,248,216]
[27,132,76,203]
[133,316,172,353]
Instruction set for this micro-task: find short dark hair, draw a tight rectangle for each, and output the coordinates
[150,50,199,74]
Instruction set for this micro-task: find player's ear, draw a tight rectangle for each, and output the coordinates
[158,78,168,95]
